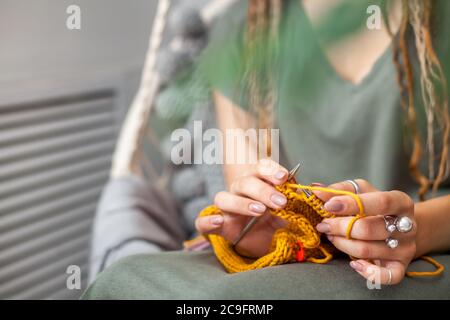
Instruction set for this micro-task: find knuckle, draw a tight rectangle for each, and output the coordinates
[329,182,347,191]
[403,193,415,212]
[231,177,246,193]
[337,182,350,191]
[411,221,418,236]
[257,158,278,175]
[378,192,393,212]
[392,190,414,210]
[194,217,203,232]
[391,276,402,285]
[229,180,238,193]
[406,242,417,259]
[355,178,368,187]
[393,268,406,285]
[356,219,373,238]
[356,244,371,258]
[258,181,272,197]
[214,191,227,208]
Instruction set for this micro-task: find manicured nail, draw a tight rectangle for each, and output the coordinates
[275,170,287,180]
[327,234,334,241]
[350,261,364,272]
[311,182,326,187]
[271,193,287,206]
[249,202,266,214]
[211,216,224,226]
[316,222,330,233]
[324,200,344,213]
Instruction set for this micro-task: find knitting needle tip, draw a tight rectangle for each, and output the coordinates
[288,162,301,180]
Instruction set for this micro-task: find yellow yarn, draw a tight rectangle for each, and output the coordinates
[198,182,444,278]
[199,183,364,273]
[406,256,444,277]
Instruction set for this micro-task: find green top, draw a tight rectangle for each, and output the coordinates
[202,0,450,198]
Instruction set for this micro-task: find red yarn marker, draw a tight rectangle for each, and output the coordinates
[295,240,305,262]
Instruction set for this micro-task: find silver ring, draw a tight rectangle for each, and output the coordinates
[395,216,413,233]
[387,269,393,285]
[383,215,413,234]
[385,237,399,249]
[383,215,397,233]
[345,179,360,194]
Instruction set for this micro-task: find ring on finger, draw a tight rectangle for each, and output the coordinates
[383,215,397,233]
[345,179,360,194]
[395,216,414,233]
[387,268,393,285]
[383,215,413,234]
[385,237,399,249]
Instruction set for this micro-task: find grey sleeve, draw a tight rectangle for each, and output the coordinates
[88,175,186,283]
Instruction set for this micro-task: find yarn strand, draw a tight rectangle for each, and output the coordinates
[198,183,444,279]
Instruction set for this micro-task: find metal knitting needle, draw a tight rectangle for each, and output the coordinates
[231,163,301,246]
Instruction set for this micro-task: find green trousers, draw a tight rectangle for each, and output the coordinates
[83,251,450,299]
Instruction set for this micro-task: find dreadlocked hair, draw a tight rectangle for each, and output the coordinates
[243,0,282,158]
[388,0,450,200]
[245,0,450,200]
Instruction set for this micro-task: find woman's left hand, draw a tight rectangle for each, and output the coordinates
[314,179,417,285]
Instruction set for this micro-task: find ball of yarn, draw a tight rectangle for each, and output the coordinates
[171,167,205,201]
[169,5,206,39]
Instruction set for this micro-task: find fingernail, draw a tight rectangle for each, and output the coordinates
[327,234,334,241]
[249,202,266,214]
[350,261,364,272]
[311,182,326,187]
[324,200,344,213]
[275,170,287,180]
[211,216,224,226]
[271,193,287,206]
[316,222,330,233]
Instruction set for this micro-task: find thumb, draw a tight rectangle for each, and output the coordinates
[195,215,224,235]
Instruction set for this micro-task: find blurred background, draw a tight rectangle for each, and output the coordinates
[0,0,156,299]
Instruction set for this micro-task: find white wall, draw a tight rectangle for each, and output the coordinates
[0,0,157,110]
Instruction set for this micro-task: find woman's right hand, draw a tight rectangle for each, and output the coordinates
[195,159,290,258]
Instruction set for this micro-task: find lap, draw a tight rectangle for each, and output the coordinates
[83,251,450,299]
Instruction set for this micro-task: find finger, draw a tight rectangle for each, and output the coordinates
[317,216,389,240]
[246,158,289,186]
[195,215,224,235]
[327,235,405,260]
[230,175,287,209]
[323,190,414,216]
[214,191,267,217]
[313,179,377,202]
[349,259,406,285]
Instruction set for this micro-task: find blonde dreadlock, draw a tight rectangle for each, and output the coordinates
[389,0,450,200]
[244,0,283,158]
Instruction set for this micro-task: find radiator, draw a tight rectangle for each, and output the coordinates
[0,77,122,299]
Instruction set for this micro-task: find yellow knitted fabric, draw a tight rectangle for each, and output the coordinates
[199,183,364,273]
[198,182,444,278]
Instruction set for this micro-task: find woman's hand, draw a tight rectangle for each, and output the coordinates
[195,159,290,258]
[314,179,417,285]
